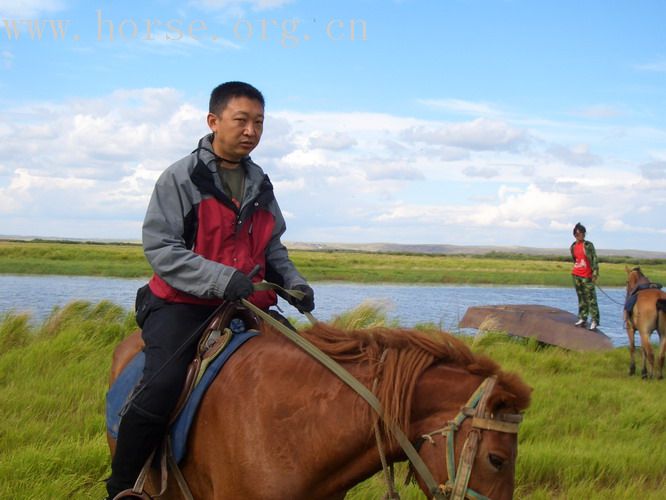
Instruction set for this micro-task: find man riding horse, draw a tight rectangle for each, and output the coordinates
[105,82,315,499]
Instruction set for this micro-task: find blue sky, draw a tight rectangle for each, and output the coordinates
[1,0,665,251]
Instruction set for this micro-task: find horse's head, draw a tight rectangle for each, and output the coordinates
[626,265,649,294]
[412,369,531,500]
[297,323,531,499]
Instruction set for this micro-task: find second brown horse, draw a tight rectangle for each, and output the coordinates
[625,266,666,379]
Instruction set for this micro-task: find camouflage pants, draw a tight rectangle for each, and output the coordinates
[572,275,600,323]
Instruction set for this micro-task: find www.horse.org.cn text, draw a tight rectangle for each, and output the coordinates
[1,10,368,48]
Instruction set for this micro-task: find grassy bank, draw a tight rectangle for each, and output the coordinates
[2,240,666,286]
[1,302,665,499]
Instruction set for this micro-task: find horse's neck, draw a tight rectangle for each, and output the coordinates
[308,362,485,493]
[629,274,651,294]
[409,364,485,436]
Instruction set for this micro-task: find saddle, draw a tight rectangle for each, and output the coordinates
[170,302,261,421]
[625,282,664,314]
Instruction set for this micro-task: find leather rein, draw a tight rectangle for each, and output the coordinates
[242,283,525,500]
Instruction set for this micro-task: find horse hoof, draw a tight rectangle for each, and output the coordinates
[629,367,636,376]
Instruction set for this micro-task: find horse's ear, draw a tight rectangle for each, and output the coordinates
[625,265,630,273]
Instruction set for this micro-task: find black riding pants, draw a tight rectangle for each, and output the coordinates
[131,287,218,420]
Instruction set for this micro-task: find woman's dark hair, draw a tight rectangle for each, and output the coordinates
[573,222,586,236]
[209,81,265,115]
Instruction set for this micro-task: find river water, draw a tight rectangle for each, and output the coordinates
[0,275,630,347]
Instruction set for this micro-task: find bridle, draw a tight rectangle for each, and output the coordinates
[417,376,523,500]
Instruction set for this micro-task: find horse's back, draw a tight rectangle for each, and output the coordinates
[630,289,666,332]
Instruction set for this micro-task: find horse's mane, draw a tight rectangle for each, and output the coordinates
[285,322,531,437]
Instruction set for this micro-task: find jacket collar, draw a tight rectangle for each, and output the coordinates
[192,134,270,210]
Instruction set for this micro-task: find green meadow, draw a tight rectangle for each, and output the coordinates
[2,240,666,498]
[1,302,666,499]
[2,239,666,285]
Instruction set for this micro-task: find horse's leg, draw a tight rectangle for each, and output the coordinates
[657,333,666,380]
[626,318,636,376]
[639,329,653,379]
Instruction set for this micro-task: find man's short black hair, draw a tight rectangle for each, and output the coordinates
[573,222,586,235]
[209,81,265,115]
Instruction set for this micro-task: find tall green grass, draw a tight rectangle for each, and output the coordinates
[2,240,666,285]
[2,302,666,498]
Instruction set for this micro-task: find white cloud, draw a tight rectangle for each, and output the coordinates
[603,218,666,235]
[0,0,64,18]
[0,168,94,215]
[0,89,206,235]
[547,143,601,167]
[273,177,305,193]
[365,162,424,181]
[402,118,529,151]
[307,131,356,151]
[417,98,500,116]
[640,161,666,179]
[1,91,665,249]
[463,166,499,178]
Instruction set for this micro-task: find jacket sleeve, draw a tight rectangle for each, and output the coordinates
[587,241,599,277]
[142,165,237,299]
[263,198,308,289]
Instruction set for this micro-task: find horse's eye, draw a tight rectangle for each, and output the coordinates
[488,453,506,471]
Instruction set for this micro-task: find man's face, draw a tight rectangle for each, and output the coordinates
[207,96,264,161]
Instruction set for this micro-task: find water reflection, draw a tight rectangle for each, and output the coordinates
[0,275,629,347]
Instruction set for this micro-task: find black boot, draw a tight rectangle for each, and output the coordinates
[106,406,166,499]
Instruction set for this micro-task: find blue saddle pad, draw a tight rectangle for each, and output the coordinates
[106,329,258,463]
[625,294,638,315]
[625,283,664,314]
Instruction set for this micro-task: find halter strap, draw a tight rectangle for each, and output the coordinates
[420,376,522,500]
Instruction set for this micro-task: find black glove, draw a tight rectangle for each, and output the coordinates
[288,284,315,313]
[223,271,254,301]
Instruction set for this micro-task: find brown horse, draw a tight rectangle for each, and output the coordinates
[109,319,531,499]
[625,266,666,379]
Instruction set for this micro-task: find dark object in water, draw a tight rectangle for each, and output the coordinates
[459,304,613,351]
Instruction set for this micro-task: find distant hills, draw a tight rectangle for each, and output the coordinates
[2,235,665,259]
[284,241,666,259]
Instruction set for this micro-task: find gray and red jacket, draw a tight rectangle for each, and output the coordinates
[144,134,307,309]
